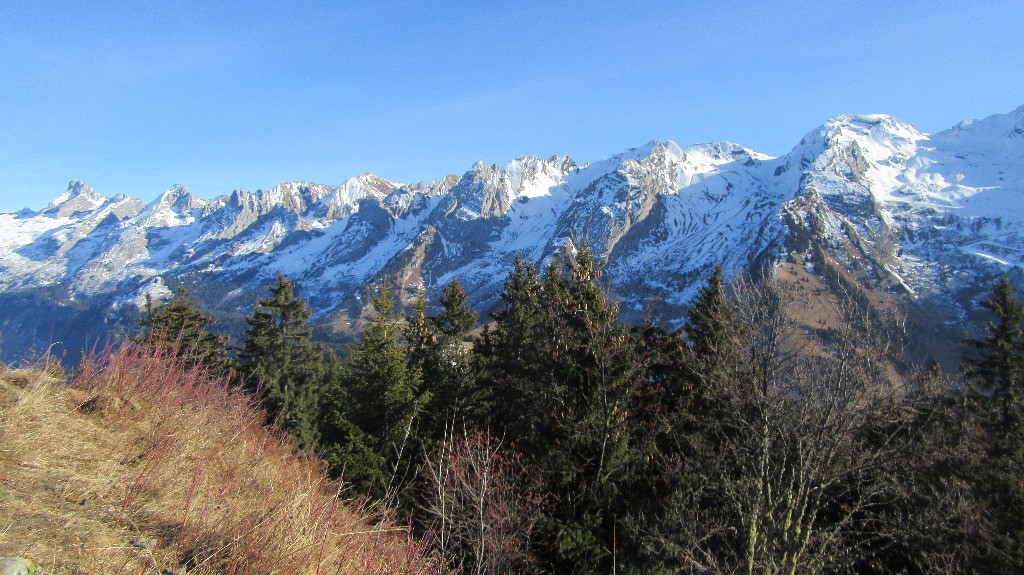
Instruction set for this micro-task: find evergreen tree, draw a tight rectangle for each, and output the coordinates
[677,264,747,432]
[491,255,543,367]
[404,285,434,371]
[335,282,427,502]
[433,278,478,339]
[965,274,1024,415]
[317,355,385,494]
[487,254,545,437]
[419,278,480,440]
[238,274,323,448]
[683,265,742,377]
[963,275,1024,570]
[488,246,652,574]
[547,248,652,574]
[136,285,232,377]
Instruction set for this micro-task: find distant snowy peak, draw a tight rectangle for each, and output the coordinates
[786,114,919,173]
[451,155,577,218]
[253,181,334,215]
[828,113,925,139]
[945,104,1024,139]
[801,108,1024,206]
[158,184,206,210]
[401,174,461,197]
[667,141,772,172]
[504,155,576,199]
[347,172,402,198]
[930,106,1024,171]
[41,180,107,219]
[313,173,401,221]
[139,185,207,227]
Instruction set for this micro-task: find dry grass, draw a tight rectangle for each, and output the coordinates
[0,345,440,575]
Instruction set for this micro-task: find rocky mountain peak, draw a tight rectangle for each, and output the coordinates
[309,174,400,222]
[258,181,333,215]
[41,180,107,218]
[2,105,1024,364]
[448,155,574,219]
[137,185,207,227]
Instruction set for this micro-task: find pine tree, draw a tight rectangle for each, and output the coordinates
[136,285,232,377]
[433,278,478,340]
[488,246,651,574]
[491,255,543,367]
[552,248,650,573]
[317,354,384,494]
[238,274,323,448]
[404,285,434,371]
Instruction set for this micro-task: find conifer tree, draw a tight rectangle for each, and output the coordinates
[420,278,480,438]
[487,255,544,437]
[490,246,651,574]
[491,255,543,367]
[555,248,650,572]
[683,265,742,379]
[404,285,434,370]
[963,274,1024,569]
[136,285,232,377]
[341,282,427,501]
[238,274,322,448]
[433,278,478,340]
[317,354,384,495]
[965,274,1024,416]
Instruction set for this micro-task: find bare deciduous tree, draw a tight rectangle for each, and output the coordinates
[648,271,978,574]
[421,426,545,575]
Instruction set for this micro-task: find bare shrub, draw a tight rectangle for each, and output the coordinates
[421,426,545,575]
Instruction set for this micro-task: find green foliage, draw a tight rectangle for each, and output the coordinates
[136,285,232,377]
[322,282,427,503]
[167,257,995,575]
[683,265,743,382]
[486,254,545,439]
[350,283,425,449]
[963,275,1024,570]
[238,274,323,449]
[434,278,478,337]
[486,247,656,574]
[403,286,434,371]
[415,279,480,443]
[965,274,1024,416]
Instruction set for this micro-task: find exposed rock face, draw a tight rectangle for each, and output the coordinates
[1,106,1023,359]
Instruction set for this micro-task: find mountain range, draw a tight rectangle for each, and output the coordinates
[2,105,1023,363]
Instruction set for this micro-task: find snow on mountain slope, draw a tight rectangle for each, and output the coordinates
[776,106,1024,307]
[1,106,1023,360]
[40,180,108,218]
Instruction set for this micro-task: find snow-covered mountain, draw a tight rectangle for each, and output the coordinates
[2,106,1023,361]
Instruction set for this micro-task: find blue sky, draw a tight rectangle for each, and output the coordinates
[1,1,1022,212]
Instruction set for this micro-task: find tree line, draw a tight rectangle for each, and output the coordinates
[136,252,1024,574]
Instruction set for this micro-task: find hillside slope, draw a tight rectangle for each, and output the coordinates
[0,348,437,575]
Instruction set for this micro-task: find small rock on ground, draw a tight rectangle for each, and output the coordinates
[131,536,158,550]
[0,557,39,575]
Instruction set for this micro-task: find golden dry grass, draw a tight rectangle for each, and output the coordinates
[0,347,439,575]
